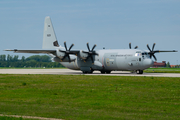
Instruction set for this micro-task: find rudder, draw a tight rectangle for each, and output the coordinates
[42,16,59,49]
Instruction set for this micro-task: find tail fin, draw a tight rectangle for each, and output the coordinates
[42,16,59,49]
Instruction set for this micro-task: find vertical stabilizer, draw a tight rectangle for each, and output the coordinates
[42,16,59,49]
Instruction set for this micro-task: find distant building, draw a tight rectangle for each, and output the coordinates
[170,65,176,68]
[153,61,166,67]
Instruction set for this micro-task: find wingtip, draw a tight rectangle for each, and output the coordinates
[4,49,12,51]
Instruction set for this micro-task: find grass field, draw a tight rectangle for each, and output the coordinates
[144,68,180,73]
[0,116,23,120]
[0,74,180,120]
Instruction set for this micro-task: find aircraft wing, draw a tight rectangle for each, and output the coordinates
[154,50,178,53]
[4,49,56,54]
[4,49,80,55]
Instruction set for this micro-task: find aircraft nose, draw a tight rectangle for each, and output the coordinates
[143,59,154,68]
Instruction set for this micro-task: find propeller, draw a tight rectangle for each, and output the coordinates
[82,43,98,63]
[129,43,138,49]
[147,43,177,61]
[147,43,157,61]
[59,41,74,62]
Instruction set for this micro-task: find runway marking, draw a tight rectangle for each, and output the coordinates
[0,114,63,120]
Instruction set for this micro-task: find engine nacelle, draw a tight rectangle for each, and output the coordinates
[56,49,65,59]
[79,50,88,60]
[52,57,61,62]
[52,56,76,62]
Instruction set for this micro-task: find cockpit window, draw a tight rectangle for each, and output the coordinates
[142,52,150,58]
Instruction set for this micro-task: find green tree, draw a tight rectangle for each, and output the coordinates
[166,62,171,68]
[26,55,51,62]
[21,56,26,62]
[7,54,13,61]
[0,55,6,61]
[13,55,19,62]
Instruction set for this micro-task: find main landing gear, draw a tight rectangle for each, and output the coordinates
[100,71,111,74]
[136,70,143,74]
[82,71,93,74]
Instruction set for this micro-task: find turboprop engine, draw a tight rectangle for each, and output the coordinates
[53,56,76,62]
[55,41,76,62]
[79,43,98,63]
[56,49,65,59]
[79,50,88,60]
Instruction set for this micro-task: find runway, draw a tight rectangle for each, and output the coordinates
[0,69,180,77]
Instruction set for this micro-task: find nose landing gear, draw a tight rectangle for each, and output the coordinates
[136,70,143,74]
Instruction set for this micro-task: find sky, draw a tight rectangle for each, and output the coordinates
[0,0,180,65]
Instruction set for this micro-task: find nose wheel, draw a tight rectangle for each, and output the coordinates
[136,70,143,74]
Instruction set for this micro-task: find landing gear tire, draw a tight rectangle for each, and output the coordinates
[101,71,111,74]
[101,71,105,74]
[83,71,87,74]
[106,71,111,74]
[136,70,143,74]
[82,71,93,74]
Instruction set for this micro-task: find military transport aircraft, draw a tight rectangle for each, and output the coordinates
[5,16,177,74]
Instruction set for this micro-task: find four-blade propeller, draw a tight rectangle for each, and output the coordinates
[82,43,98,63]
[59,41,74,62]
[129,43,138,49]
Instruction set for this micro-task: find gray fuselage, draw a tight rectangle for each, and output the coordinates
[60,49,154,72]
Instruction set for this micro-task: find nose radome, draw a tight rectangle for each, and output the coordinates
[143,59,154,67]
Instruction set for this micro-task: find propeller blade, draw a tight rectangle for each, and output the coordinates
[90,56,94,63]
[152,43,156,51]
[87,43,90,51]
[69,44,74,51]
[129,43,131,49]
[147,44,152,52]
[91,44,96,51]
[61,54,67,61]
[149,54,152,58]
[152,54,157,61]
[64,41,67,51]
[134,46,138,49]
[67,55,71,62]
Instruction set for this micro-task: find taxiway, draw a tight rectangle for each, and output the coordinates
[0,69,180,77]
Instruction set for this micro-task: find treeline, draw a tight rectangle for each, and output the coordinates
[0,54,65,68]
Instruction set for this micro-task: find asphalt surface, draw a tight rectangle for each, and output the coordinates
[0,69,180,77]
